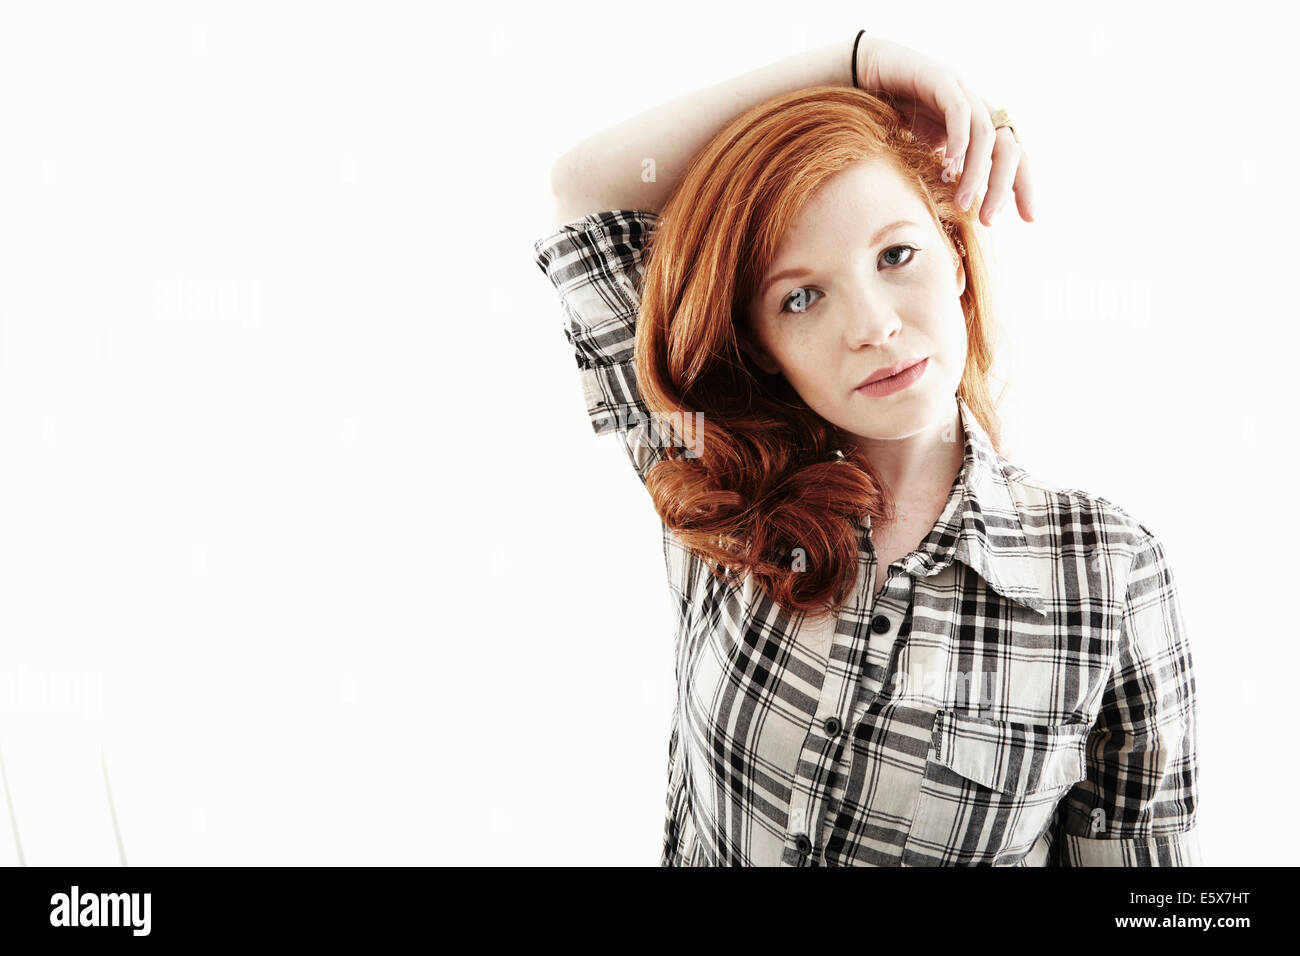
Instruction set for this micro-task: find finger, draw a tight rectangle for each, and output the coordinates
[1010,148,1036,221]
[953,86,995,213]
[964,89,1035,222]
[932,80,972,179]
[980,128,1022,225]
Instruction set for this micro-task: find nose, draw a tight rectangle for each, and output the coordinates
[843,280,901,348]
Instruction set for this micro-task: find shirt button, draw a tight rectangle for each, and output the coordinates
[794,833,812,855]
[823,716,842,737]
[871,614,891,634]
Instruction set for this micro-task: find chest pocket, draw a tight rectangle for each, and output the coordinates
[902,709,1090,866]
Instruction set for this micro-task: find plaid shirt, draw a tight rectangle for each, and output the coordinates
[532,208,1202,867]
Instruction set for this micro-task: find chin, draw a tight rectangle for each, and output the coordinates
[849,388,947,439]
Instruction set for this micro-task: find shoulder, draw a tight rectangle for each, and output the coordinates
[997,456,1159,566]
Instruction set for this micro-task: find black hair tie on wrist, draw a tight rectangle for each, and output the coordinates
[851,29,867,89]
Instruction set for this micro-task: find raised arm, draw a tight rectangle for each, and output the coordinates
[547,34,1036,228]
[548,40,854,224]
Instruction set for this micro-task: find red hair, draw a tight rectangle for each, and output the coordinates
[634,85,1005,616]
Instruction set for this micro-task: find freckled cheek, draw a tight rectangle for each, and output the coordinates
[789,340,845,397]
[928,302,969,373]
[911,287,966,337]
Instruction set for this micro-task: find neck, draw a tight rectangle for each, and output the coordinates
[850,399,964,514]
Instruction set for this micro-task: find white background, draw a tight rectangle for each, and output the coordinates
[0,1,1292,866]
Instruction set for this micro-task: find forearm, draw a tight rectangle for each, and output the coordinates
[550,36,871,218]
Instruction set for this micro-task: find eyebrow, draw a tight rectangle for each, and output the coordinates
[760,218,922,300]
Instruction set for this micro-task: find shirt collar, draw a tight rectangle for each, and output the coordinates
[861,394,1049,617]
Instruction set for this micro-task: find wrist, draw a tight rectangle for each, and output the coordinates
[852,35,884,91]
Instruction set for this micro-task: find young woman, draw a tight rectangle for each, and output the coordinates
[532,33,1200,867]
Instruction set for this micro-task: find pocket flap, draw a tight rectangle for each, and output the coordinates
[931,710,1090,795]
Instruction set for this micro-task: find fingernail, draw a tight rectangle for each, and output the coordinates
[958,190,971,211]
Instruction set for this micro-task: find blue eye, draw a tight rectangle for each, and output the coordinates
[881,243,919,267]
[777,244,920,314]
[779,287,821,314]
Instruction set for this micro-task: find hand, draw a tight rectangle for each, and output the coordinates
[855,37,1034,226]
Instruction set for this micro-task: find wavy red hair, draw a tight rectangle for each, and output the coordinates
[634,84,1005,617]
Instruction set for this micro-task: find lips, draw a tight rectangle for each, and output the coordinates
[857,357,926,389]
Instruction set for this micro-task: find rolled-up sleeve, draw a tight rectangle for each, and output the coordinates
[1053,529,1203,865]
[532,209,674,488]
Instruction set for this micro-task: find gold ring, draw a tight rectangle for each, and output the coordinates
[990,107,1020,145]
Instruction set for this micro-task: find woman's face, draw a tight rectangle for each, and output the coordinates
[742,158,968,444]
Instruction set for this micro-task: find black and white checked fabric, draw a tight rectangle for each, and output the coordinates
[532,209,1202,867]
